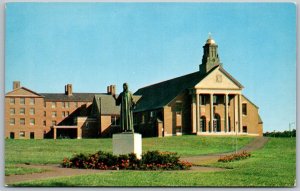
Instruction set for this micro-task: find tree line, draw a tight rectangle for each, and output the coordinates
[263,129,296,137]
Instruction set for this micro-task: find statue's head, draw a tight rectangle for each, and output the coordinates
[123,83,128,92]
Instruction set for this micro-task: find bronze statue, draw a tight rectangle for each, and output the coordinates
[113,83,135,132]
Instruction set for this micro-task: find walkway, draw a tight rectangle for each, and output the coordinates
[5,137,268,185]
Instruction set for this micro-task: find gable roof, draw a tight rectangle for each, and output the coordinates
[41,93,101,102]
[91,94,142,115]
[134,71,205,112]
[5,87,44,97]
[134,66,243,112]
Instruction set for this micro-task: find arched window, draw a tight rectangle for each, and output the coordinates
[200,116,206,132]
[214,114,221,132]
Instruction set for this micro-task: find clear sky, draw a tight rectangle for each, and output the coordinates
[5,2,296,133]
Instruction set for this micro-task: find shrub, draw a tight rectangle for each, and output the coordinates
[218,151,251,163]
[61,150,192,170]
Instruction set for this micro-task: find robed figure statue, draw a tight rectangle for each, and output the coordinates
[113,83,135,132]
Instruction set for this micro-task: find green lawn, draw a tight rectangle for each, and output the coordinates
[11,137,296,187]
[5,136,253,165]
[5,164,47,176]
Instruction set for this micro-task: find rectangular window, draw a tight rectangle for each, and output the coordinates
[243,126,247,133]
[20,108,25,115]
[20,98,25,105]
[10,108,15,115]
[30,118,35,125]
[44,101,47,107]
[30,132,35,139]
[10,132,15,139]
[20,118,25,125]
[65,102,70,108]
[66,111,69,116]
[51,102,56,108]
[30,108,35,115]
[10,98,15,104]
[10,118,15,125]
[30,98,35,105]
[62,111,65,117]
[242,103,247,115]
[52,111,57,117]
[200,95,206,105]
[19,131,25,138]
[111,116,120,126]
[44,111,46,117]
[43,120,46,126]
[62,102,65,108]
[52,120,56,126]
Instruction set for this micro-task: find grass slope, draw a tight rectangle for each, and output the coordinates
[13,137,296,187]
[5,136,253,164]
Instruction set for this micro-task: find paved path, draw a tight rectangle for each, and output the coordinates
[5,137,268,185]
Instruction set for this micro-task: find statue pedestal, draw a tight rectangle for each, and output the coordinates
[112,132,142,159]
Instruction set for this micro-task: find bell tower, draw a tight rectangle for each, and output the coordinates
[199,34,220,74]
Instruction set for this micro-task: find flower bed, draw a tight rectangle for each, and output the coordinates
[218,151,251,162]
[62,150,192,170]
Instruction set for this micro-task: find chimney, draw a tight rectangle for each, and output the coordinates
[65,84,73,96]
[107,85,116,95]
[13,81,20,90]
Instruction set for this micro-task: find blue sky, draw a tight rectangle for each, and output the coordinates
[5,3,296,132]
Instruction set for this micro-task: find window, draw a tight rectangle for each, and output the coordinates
[66,111,69,116]
[51,102,56,108]
[200,95,206,105]
[30,98,35,105]
[52,111,57,117]
[30,108,35,115]
[10,132,15,139]
[43,120,46,126]
[10,98,15,104]
[52,120,56,126]
[10,108,15,115]
[44,101,47,107]
[30,132,34,139]
[10,118,15,125]
[20,118,25,125]
[20,98,25,105]
[62,111,65,117]
[20,108,25,115]
[75,102,78,108]
[19,131,25,138]
[44,111,46,117]
[62,102,65,108]
[242,103,247,115]
[30,118,35,125]
[243,126,247,133]
[66,102,70,108]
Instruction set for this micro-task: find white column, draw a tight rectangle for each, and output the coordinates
[225,94,229,133]
[210,93,214,133]
[234,94,238,133]
[196,93,200,133]
[239,94,242,133]
[191,94,196,133]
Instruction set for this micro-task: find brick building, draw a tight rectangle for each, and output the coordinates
[5,83,122,139]
[5,36,263,139]
[133,36,263,137]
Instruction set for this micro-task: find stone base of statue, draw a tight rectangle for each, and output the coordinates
[112,132,142,159]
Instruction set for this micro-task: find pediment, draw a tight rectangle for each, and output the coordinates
[6,87,43,97]
[195,67,242,90]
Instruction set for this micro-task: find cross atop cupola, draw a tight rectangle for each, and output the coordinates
[199,33,221,74]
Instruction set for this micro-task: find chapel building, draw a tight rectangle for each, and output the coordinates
[133,36,263,137]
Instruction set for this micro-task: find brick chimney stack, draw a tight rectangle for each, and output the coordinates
[107,85,116,95]
[65,84,73,96]
[13,81,20,90]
